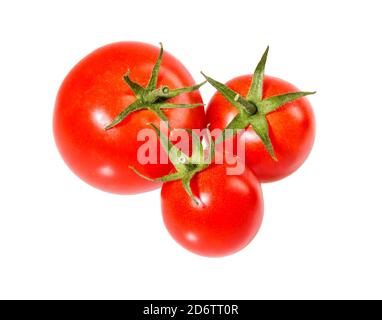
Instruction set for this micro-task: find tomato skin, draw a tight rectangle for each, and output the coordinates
[161,162,263,257]
[206,75,315,182]
[54,42,205,194]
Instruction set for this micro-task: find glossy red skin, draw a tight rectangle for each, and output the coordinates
[206,75,315,182]
[161,162,263,257]
[54,42,206,194]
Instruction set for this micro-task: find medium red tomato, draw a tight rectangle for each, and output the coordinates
[54,42,206,194]
[204,47,315,182]
[161,162,263,257]
[206,75,315,182]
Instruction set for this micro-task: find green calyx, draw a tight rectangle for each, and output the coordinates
[130,124,215,206]
[105,43,206,130]
[201,46,316,160]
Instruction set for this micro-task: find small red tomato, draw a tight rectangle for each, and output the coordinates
[161,162,263,257]
[204,48,315,182]
[54,42,205,194]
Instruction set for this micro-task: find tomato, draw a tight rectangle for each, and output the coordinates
[161,161,263,257]
[206,75,315,182]
[54,42,206,194]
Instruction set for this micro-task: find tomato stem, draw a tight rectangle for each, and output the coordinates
[130,124,215,206]
[104,43,205,131]
[201,47,315,160]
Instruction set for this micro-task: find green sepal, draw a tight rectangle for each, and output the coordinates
[201,72,248,113]
[104,100,144,130]
[185,129,203,164]
[247,46,269,103]
[165,81,206,99]
[249,114,276,160]
[215,112,249,144]
[182,175,199,205]
[147,42,163,90]
[257,91,316,114]
[149,124,190,174]
[204,127,216,165]
[150,106,169,125]
[124,71,145,98]
[155,102,204,109]
[201,72,257,114]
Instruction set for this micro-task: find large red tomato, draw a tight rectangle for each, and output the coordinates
[206,75,315,182]
[161,162,263,257]
[54,42,205,194]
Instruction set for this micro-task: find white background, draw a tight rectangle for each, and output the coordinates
[0,0,381,299]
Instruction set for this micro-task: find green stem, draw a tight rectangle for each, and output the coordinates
[104,43,206,131]
[202,46,316,161]
[131,124,215,206]
[144,86,170,103]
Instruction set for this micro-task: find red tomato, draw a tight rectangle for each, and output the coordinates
[206,75,315,182]
[161,162,263,257]
[54,42,205,194]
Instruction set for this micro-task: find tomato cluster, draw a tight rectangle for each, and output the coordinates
[54,42,315,257]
